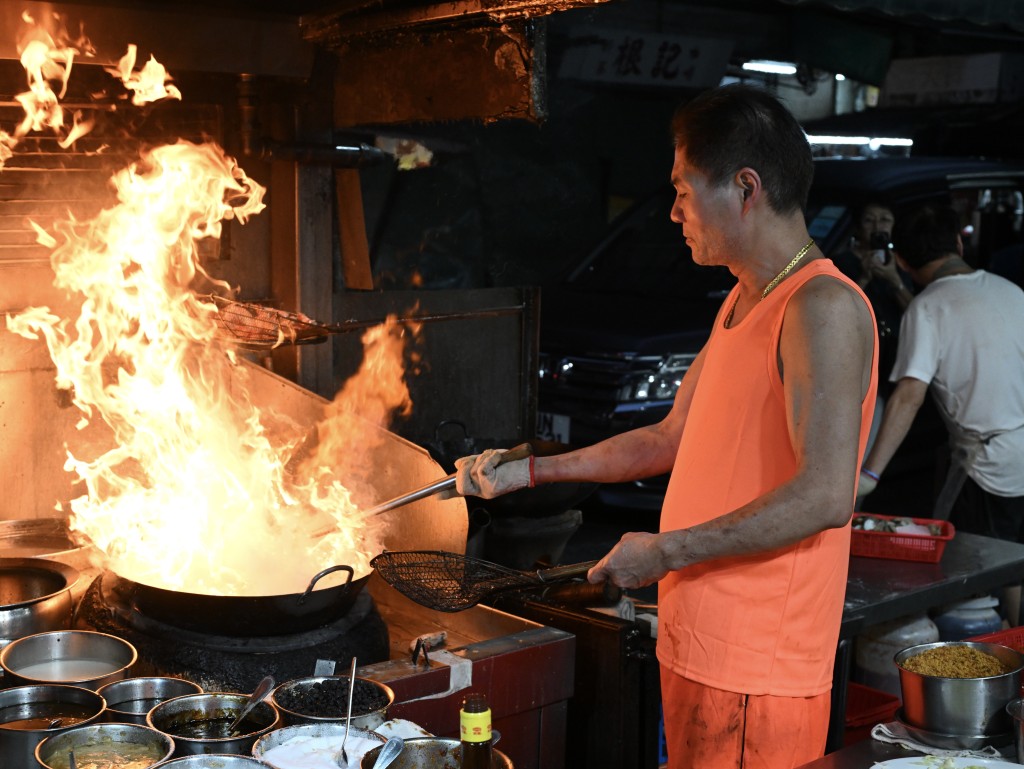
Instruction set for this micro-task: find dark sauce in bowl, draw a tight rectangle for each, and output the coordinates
[0,703,96,730]
[167,715,265,739]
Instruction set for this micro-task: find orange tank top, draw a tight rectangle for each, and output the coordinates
[657,258,877,697]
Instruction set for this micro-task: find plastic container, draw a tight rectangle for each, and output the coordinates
[851,514,955,563]
[967,626,1024,697]
[845,682,901,745]
[854,614,940,697]
[933,596,1003,641]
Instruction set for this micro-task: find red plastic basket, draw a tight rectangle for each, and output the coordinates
[850,513,955,563]
[966,627,1024,696]
[844,682,901,744]
[966,626,1024,650]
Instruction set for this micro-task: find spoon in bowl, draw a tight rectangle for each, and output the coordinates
[227,675,275,737]
[336,657,358,768]
[371,737,405,769]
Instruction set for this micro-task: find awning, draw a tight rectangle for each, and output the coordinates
[781,0,1024,32]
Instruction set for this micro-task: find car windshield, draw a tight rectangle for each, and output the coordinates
[566,189,735,301]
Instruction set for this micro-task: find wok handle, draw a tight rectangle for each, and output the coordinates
[298,565,354,604]
[535,559,600,582]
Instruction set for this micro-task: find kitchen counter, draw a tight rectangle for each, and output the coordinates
[827,531,1024,752]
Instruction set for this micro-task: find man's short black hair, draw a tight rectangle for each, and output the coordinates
[671,84,813,215]
[891,205,961,269]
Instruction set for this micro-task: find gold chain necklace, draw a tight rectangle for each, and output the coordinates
[725,238,815,327]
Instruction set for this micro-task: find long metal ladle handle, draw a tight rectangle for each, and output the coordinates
[312,443,533,539]
[365,442,533,517]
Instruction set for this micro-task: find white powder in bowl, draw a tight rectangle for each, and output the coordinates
[262,734,383,769]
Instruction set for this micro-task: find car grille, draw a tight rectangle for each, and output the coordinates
[540,351,663,403]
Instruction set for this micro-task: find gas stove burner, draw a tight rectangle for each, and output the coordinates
[76,572,390,692]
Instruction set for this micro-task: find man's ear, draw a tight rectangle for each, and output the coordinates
[736,168,759,203]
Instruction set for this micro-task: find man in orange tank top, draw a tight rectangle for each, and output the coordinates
[455,85,878,768]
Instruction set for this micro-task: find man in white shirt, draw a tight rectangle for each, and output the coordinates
[859,205,1024,547]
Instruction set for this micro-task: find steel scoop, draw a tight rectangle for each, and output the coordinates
[227,675,274,736]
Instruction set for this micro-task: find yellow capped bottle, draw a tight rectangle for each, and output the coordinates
[459,691,493,769]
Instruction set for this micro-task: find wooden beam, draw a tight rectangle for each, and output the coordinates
[335,169,374,290]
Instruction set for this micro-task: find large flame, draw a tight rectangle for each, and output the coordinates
[7,140,414,596]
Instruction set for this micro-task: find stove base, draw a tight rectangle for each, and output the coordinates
[77,573,390,692]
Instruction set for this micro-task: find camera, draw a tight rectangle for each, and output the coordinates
[868,231,890,250]
[868,231,890,264]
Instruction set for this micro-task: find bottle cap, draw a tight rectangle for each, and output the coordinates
[460,692,492,743]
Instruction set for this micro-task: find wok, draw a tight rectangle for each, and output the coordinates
[115,565,368,636]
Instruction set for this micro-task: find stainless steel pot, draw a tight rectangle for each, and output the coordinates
[147,692,280,757]
[896,640,1024,736]
[360,737,513,769]
[253,722,385,768]
[161,756,267,768]
[97,676,204,724]
[0,684,105,769]
[270,675,394,729]
[35,722,175,769]
[0,630,137,690]
[0,558,79,649]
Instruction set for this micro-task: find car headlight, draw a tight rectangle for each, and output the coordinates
[618,353,697,402]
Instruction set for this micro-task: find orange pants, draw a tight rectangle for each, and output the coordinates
[661,669,831,769]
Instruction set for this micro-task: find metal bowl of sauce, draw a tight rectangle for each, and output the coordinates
[147,692,280,757]
[0,684,106,768]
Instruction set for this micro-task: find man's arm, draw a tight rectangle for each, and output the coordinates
[589,276,875,588]
[454,345,707,498]
[862,376,929,480]
[535,345,707,484]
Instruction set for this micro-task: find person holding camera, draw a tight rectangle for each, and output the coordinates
[832,202,915,389]
[858,204,1024,532]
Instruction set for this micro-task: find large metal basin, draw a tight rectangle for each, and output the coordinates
[896,641,1024,736]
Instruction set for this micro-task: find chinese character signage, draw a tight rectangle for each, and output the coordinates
[558,29,733,88]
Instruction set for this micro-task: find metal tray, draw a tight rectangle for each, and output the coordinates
[896,709,1014,750]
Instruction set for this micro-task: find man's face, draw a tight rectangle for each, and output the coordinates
[669,147,736,267]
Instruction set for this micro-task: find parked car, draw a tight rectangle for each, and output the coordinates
[536,156,1024,512]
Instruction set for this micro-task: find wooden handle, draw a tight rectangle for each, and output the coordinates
[496,442,533,465]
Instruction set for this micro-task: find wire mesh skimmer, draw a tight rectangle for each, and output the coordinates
[370,550,600,612]
[206,295,525,350]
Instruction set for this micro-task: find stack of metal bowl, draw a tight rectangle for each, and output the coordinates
[895,640,1024,748]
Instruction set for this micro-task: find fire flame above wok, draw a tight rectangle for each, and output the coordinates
[3,13,418,599]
